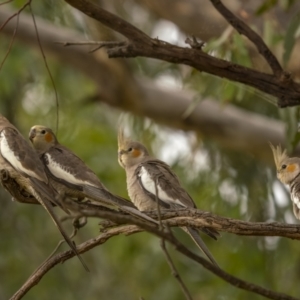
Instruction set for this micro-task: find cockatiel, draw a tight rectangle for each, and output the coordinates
[118,130,219,267]
[0,115,88,270]
[29,125,157,225]
[270,144,300,219]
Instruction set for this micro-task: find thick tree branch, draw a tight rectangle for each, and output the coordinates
[3,175,298,300]
[5,169,299,243]
[11,206,299,300]
[5,181,300,241]
[1,7,297,162]
[99,207,300,241]
[64,0,300,107]
[65,0,151,43]
[136,0,300,77]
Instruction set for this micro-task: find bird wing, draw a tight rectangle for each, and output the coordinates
[83,185,159,225]
[0,123,88,270]
[42,145,104,189]
[136,159,196,209]
[0,127,47,182]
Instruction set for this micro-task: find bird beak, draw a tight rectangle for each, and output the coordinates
[29,129,36,141]
[118,150,125,156]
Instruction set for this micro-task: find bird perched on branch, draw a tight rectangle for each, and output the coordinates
[270,144,300,219]
[0,115,88,271]
[117,130,219,267]
[29,125,157,225]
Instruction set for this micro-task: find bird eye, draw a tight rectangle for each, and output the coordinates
[282,164,287,169]
[41,130,46,134]
[128,147,133,152]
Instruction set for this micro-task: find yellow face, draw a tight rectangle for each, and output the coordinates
[29,125,55,152]
[277,160,300,184]
[118,144,143,168]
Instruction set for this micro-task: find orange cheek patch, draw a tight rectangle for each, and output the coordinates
[287,164,296,173]
[44,132,53,143]
[132,149,141,158]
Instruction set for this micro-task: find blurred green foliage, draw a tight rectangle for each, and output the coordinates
[0,1,300,300]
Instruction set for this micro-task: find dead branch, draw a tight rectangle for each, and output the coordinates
[209,0,283,77]
[5,181,300,241]
[63,200,300,240]
[64,0,300,107]
[11,209,299,300]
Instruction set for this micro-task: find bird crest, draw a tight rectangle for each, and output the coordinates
[118,128,131,150]
[269,143,289,170]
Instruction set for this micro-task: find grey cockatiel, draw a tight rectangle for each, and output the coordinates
[118,130,219,267]
[0,115,88,270]
[270,144,300,219]
[29,125,157,225]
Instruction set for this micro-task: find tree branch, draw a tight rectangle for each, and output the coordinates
[209,0,283,77]
[5,179,300,241]
[2,169,299,241]
[136,0,300,77]
[64,0,300,107]
[10,225,142,300]
[160,238,193,300]
[101,209,300,241]
[1,7,298,161]
[11,206,299,300]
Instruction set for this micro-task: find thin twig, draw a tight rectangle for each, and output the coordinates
[43,240,65,262]
[28,4,59,135]
[0,0,31,70]
[55,40,102,46]
[0,9,19,71]
[0,0,13,6]
[161,238,193,300]
[0,0,30,32]
[209,0,283,77]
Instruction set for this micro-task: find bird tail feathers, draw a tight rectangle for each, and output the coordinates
[184,227,219,268]
[83,185,134,207]
[83,185,158,225]
[200,227,220,240]
[29,177,69,213]
[29,178,89,272]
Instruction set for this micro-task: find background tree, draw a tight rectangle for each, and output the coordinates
[0,0,300,299]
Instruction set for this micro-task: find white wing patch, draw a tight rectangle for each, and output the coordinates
[45,153,96,186]
[0,131,41,180]
[138,166,185,207]
[292,193,300,209]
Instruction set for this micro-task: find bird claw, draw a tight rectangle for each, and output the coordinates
[72,216,87,229]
